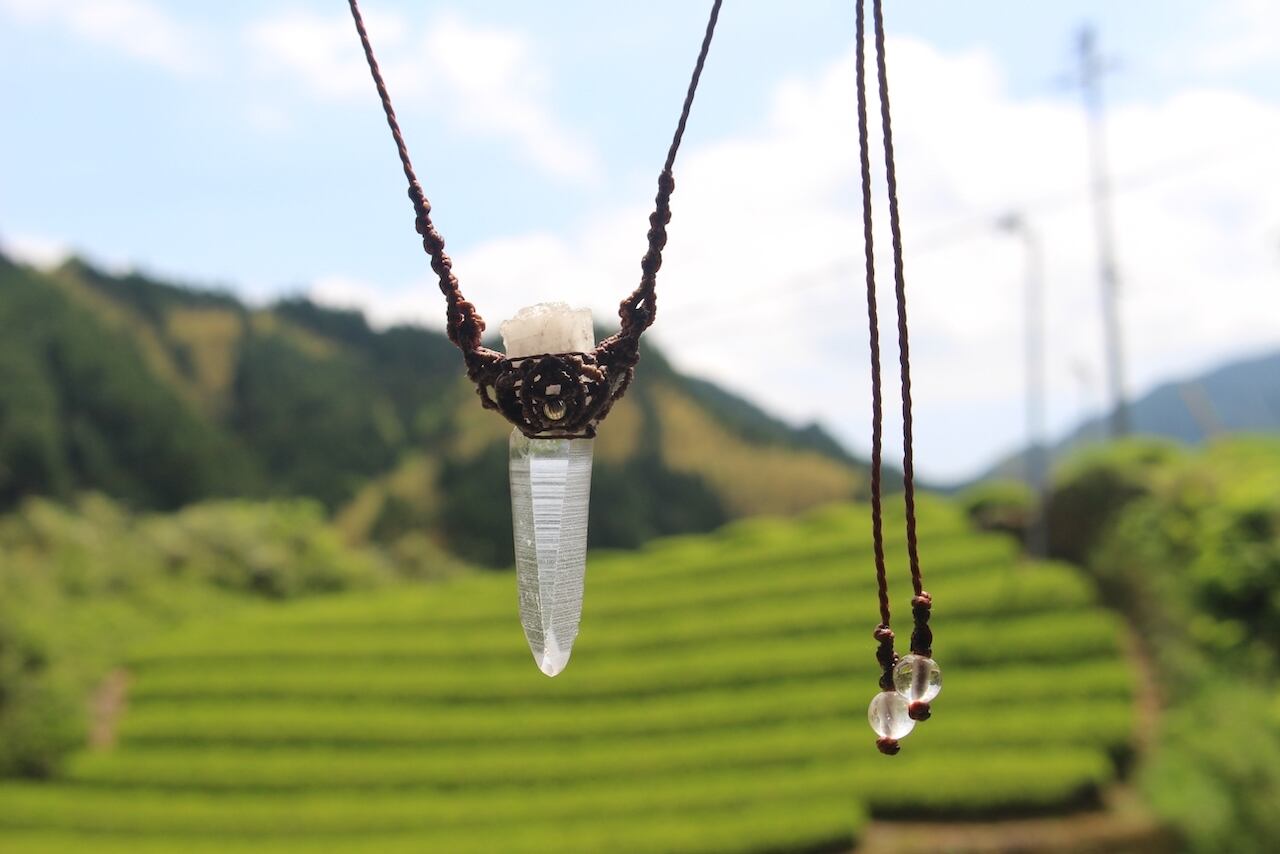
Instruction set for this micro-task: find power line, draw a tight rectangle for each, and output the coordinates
[658,142,1260,338]
[1074,24,1130,438]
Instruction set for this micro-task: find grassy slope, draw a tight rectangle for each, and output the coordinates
[0,498,1136,853]
[1,254,865,563]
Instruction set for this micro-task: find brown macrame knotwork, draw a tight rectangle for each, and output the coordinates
[466,350,629,440]
[349,0,722,438]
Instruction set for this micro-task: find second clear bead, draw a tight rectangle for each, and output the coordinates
[893,654,942,703]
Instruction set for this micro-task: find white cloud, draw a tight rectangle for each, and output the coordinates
[1192,0,1280,76]
[246,8,406,101]
[328,35,1279,482]
[0,232,70,269]
[310,273,439,330]
[0,233,140,278]
[426,15,600,183]
[245,9,600,183]
[0,0,206,74]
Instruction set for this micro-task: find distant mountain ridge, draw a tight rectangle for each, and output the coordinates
[0,251,866,565]
[978,349,1280,486]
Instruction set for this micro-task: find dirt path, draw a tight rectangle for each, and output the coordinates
[89,668,131,749]
[1122,627,1163,755]
[857,628,1172,854]
[857,789,1174,854]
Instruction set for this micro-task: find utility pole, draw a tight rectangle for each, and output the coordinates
[1075,25,1130,438]
[997,213,1049,557]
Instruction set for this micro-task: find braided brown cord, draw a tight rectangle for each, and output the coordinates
[871,0,932,659]
[601,0,724,359]
[347,0,486,353]
[351,0,724,433]
[855,0,896,693]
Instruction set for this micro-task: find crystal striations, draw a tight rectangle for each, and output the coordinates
[509,431,594,676]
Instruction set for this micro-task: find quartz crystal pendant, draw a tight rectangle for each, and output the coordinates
[893,654,942,703]
[509,431,594,676]
[868,691,916,739]
[501,302,599,677]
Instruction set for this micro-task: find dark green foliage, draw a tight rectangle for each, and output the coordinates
[590,456,728,550]
[959,478,1034,542]
[271,299,375,348]
[64,259,242,321]
[227,306,477,512]
[0,261,254,510]
[271,300,462,442]
[377,429,727,566]
[1057,438,1280,683]
[1189,485,1280,657]
[588,376,728,551]
[0,495,392,778]
[0,499,1136,850]
[680,375,861,465]
[0,254,860,562]
[0,339,71,505]
[436,442,513,567]
[0,603,83,778]
[1045,438,1186,564]
[1046,437,1280,851]
[1143,685,1280,854]
[231,334,398,509]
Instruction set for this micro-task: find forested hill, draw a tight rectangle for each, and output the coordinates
[0,252,865,565]
[976,348,1280,487]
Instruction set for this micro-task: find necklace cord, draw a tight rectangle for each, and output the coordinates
[871,0,933,659]
[611,0,724,348]
[855,0,896,692]
[347,0,484,353]
[350,0,723,364]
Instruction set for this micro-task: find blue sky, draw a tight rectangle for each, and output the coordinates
[2,0,1278,481]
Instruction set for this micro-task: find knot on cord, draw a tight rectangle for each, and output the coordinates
[349,0,727,448]
[657,169,676,197]
[876,737,901,756]
[908,701,932,721]
[448,300,485,350]
[874,624,897,692]
[407,183,430,215]
[910,591,933,658]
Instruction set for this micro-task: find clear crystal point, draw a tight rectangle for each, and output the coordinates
[509,430,593,677]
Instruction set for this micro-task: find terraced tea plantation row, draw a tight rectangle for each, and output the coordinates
[0,499,1136,852]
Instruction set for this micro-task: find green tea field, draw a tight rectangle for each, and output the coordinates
[0,499,1136,852]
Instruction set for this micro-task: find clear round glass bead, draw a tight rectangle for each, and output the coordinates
[868,691,916,739]
[893,654,942,703]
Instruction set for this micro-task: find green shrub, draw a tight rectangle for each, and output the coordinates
[0,495,396,779]
[1078,437,1280,687]
[1048,436,1280,852]
[142,500,389,598]
[960,478,1034,542]
[0,602,83,778]
[0,487,1137,851]
[1143,684,1280,854]
[1045,438,1187,565]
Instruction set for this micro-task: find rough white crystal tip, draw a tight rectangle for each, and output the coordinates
[500,302,594,358]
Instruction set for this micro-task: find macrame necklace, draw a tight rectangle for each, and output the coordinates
[855,0,941,755]
[348,0,723,676]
